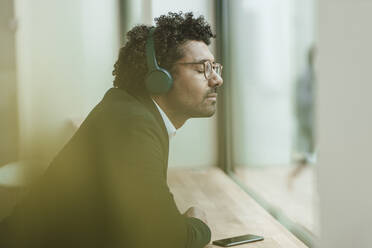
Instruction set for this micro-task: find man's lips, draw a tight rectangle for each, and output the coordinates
[206,93,218,100]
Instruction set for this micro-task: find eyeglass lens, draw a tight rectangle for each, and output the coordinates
[204,61,222,79]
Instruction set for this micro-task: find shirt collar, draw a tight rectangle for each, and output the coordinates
[152,99,177,139]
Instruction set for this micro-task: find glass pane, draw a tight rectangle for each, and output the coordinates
[226,0,318,244]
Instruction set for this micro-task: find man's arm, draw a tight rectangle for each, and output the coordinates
[100,114,211,248]
[184,208,212,248]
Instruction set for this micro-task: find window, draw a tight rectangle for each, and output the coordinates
[217,0,317,246]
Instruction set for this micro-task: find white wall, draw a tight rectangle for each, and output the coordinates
[151,0,218,168]
[14,0,120,162]
[317,0,372,247]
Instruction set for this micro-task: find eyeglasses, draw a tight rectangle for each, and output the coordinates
[175,60,223,80]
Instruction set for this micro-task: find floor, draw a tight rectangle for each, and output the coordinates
[234,165,319,236]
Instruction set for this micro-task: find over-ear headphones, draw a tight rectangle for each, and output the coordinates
[145,27,173,94]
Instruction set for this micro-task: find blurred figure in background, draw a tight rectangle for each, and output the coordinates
[290,45,316,184]
[0,12,223,248]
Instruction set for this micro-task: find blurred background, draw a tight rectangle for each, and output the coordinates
[1,0,371,248]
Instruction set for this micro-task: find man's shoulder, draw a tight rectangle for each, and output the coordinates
[96,88,155,123]
[78,88,169,142]
[101,88,147,110]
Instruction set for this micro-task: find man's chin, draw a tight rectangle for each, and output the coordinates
[192,108,216,118]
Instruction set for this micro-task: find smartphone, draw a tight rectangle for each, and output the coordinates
[212,234,264,247]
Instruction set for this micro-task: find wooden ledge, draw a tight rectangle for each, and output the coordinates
[168,167,308,248]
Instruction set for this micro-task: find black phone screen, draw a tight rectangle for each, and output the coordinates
[212,234,264,247]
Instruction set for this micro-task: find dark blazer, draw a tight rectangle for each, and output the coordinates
[0,88,211,248]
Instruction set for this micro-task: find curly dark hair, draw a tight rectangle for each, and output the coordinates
[112,12,215,96]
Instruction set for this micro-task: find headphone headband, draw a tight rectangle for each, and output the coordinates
[146,27,158,72]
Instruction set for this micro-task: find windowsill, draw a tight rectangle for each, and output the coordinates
[233,165,319,236]
[168,167,308,248]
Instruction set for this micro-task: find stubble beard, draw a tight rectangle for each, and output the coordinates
[189,99,217,118]
[172,88,219,119]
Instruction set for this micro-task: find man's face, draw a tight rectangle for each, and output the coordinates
[166,40,223,119]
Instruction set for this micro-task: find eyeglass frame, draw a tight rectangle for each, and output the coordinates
[174,60,223,80]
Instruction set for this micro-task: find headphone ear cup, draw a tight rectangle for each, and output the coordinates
[145,68,173,94]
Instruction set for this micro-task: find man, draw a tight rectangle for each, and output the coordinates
[0,12,223,248]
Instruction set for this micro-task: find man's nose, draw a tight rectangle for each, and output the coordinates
[208,72,223,88]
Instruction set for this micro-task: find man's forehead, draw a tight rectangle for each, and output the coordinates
[179,40,214,62]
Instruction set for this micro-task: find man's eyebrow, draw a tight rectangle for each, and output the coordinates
[194,58,215,63]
